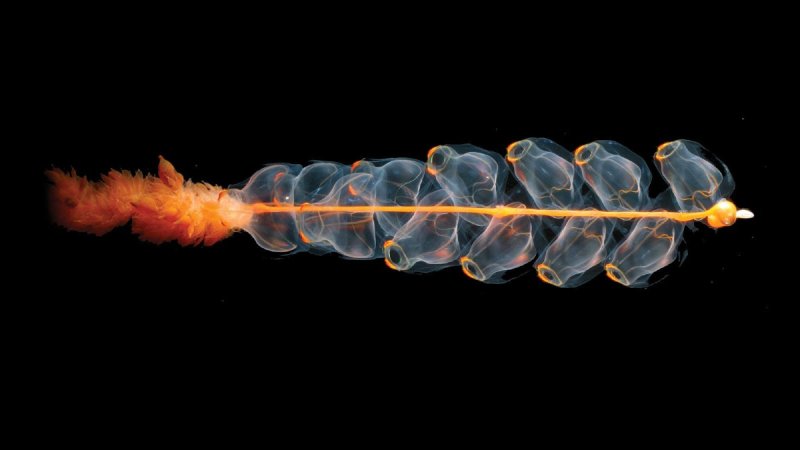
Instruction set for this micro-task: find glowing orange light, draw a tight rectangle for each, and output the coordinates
[537,264,563,286]
[427,146,441,175]
[574,145,590,166]
[384,258,401,271]
[706,199,737,228]
[506,142,521,162]
[655,142,676,160]
[383,240,402,271]
[605,263,628,285]
[460,257,482,281]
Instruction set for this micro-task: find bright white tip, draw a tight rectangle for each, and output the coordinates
[736,209,754,219]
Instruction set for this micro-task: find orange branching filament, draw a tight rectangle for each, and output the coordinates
[46,138,754,287]
[46,156,252,246]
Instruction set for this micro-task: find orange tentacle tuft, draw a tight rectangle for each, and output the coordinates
[46,158,253,246]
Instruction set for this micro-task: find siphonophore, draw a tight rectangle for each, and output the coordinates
[46,138,753,287]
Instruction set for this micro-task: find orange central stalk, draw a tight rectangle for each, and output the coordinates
[250,203,714,222]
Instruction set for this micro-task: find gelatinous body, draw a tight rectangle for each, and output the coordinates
[461,204,538,282]
[537,216,611,287]
[234,164,300,252]
[427,145,503,225]
[655,140,734,212]
[576,141,651,211]
[47,139,752,288]
[605,217,684,287]
[384,190,461,270]
[507,138,583,210]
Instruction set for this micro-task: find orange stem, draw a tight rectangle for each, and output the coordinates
[250,203,712,222]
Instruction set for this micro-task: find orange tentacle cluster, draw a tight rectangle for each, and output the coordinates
[46,157,252,246]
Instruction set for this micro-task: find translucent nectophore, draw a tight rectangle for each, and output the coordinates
[46,139,754,287]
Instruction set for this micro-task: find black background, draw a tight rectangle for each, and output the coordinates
[26,18,783,368]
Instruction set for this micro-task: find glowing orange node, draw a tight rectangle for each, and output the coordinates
[506,142,520,162]
[706,199,737,228]
[460,257,484,281]
[655,142,676,160]
[384,259,400,270]
[426,146,442,175]
[604,263,629,286]
[537,264,563,286]
[383,240,403,271]
[574,145,589,166]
